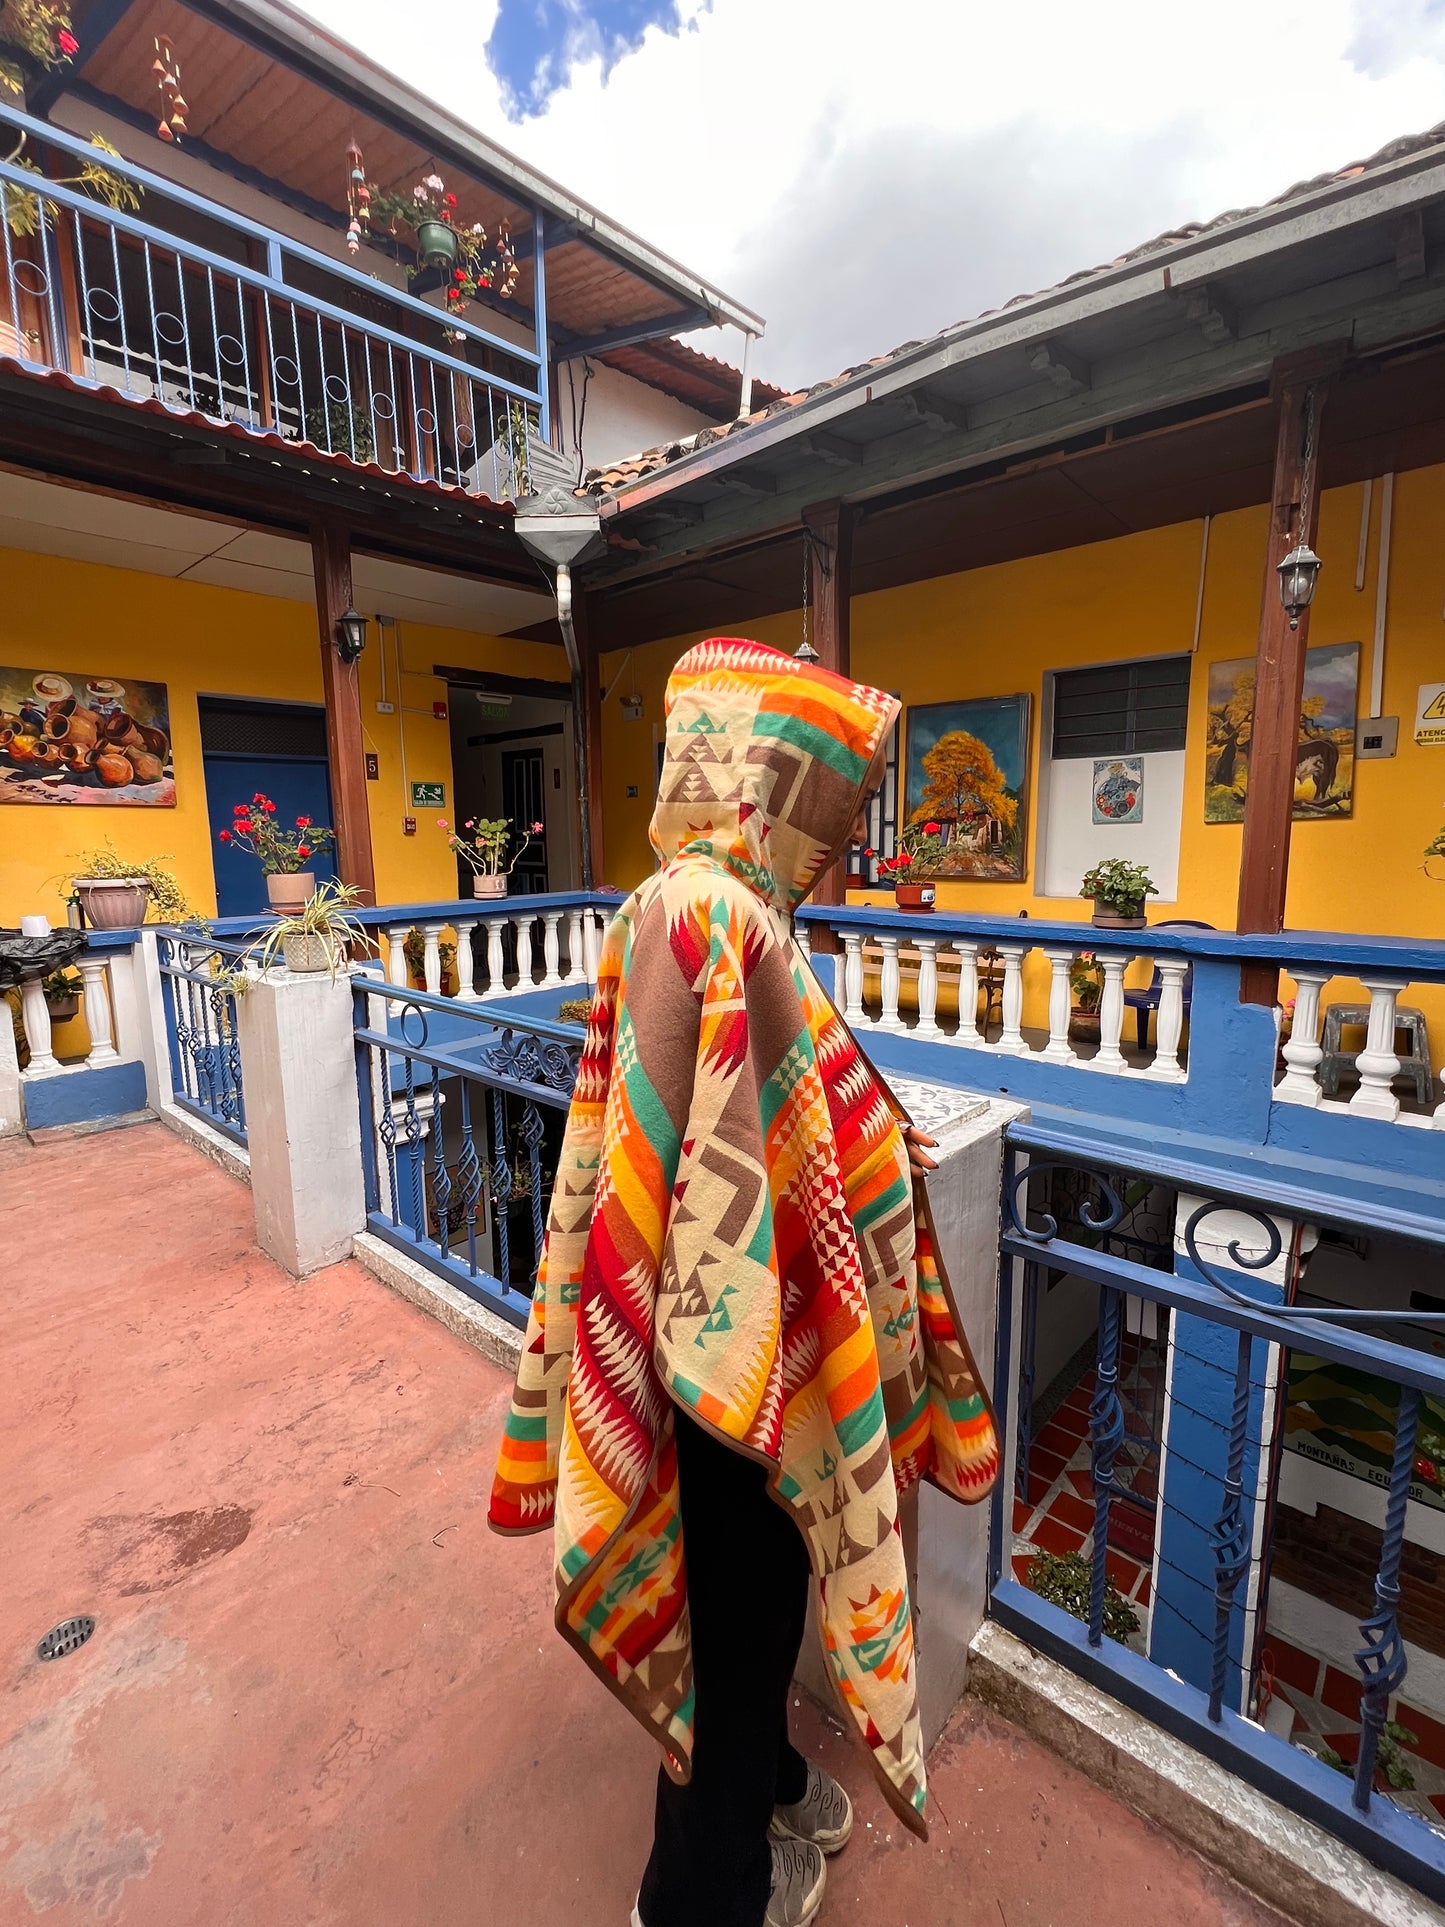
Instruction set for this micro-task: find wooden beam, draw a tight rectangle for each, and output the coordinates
[1028,339,1090,393]
[1236,352,1338,1002]
[801,431,864,467]
[1179,283,1238,344]
[802,500,854,929]
[311,521,376,904]
[1393,210,1427,282]
[573,591,606,889]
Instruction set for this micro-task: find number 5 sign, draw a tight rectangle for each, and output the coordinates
[1415,684,1445,747]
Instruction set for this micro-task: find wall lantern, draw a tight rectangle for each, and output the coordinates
[1276,543,1322,632]
[335,606,368,664]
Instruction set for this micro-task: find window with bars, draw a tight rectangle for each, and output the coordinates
[1050,655,1192,760]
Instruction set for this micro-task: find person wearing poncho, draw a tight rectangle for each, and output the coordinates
[490,638,999,1927]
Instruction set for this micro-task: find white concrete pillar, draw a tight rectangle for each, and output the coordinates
[541,912,563,988]
[453,921,480,1002]
[421,921,445,997]
[1039,946,1077,1065]
[1145,957,1191,1083]
[995,943,1028,1056]
[914,938,941,1040]
[78,955,119,1066]
[877,934,903,1033]
[1350,979,1404,1122]
[842,931,866,1027]
[953,942,982,1046]
[486,917,508,993]
[386,926,408,986]
[0,997,21,1136]
[18,976,58,1077]
[234,967,366,1276]
[1274,969,1328,1107]
[1094,952,1128,1074]
[565,911,586,984]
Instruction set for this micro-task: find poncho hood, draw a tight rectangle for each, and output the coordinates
[491,638,998,1840]
[648,638,898,913]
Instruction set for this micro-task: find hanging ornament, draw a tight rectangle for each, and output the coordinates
[153,35,185,141]
[345,141,369,254]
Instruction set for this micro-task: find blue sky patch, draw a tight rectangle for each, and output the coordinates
[487,0,689,118]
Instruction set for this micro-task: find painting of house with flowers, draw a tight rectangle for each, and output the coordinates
[903,694,1031,881]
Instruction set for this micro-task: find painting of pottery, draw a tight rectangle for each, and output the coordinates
[0,667,175,806]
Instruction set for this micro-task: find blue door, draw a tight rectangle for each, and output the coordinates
[204,753,338,918]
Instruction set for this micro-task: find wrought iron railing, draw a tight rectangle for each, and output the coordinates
[156,931,249,1144]
[352,974,583,1325]
[994,1141,1445,1900]
[0,102,545,496]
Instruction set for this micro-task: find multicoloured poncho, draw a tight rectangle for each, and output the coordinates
[489,637,998,1836]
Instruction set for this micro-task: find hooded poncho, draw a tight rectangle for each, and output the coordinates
[489,638,998,1835]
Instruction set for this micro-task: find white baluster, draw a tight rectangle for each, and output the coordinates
[1144,957,1190,1081]
[583,911,603,986]
[1349,978,1404,1121]
[18,975,59,1077]
[913,938,941,1040]
[1093,952,1128,1074]
[541,913,563,988]
[485,917,508,994]
[524,916,544,985]
[794,919,812,958]
[565,911,586,984]
[1039,947,1077,1065]
[953,941,981,1046]
[1274,969,1328,1106]
[453,921,479,1002]
[877,934,903,1033]
[421,921,444,996]
[78,955,119,1065]
[995,943,1027,1056]
[842,931,866,1027]
[387,925,408,986]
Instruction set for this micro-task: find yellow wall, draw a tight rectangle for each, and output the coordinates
[0,547,566,920]
[599,466,1445,1066]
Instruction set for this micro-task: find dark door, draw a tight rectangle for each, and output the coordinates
[199,699,339,918]
[501,746,548,894]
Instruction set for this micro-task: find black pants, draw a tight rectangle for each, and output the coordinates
[637,1408,812,1927]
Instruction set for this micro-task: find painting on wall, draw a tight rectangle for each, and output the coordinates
[1204,641,1359,824]
[903,694,1031,882]
[1092,756,1144,824]
[1285,1350,1445,1515]
[0,667,175,806]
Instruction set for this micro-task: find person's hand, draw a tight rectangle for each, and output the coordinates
[904,1125,937,1176]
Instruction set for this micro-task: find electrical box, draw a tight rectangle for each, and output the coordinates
[620,694,644,722]
[1356,716,1399,759]
[402,815,416,836]
[375,700,395,714]
[433,700,448,721]
[626,785,639,799]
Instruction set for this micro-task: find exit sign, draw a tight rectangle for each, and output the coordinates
[410,781,445,807]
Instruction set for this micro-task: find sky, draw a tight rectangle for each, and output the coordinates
[299,0,1445,391]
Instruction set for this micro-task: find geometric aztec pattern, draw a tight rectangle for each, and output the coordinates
[490,639,999,1838]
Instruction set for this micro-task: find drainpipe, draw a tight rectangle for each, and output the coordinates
[511,438,605,888]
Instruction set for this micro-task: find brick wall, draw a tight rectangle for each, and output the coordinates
[1272,1502,1445,1657]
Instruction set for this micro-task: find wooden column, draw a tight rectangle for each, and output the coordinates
[311,521,376,904]
[802,501,854,932]
[1236,352,1338,1005]
[570,587,605,889]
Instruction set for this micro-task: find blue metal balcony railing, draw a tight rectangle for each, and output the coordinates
[0,102,545,497]
[156,930,250,1145]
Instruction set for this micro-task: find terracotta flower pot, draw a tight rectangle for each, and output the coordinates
[470,873,507,899]
[73,877,152,928]
[267,870,316,914]
[1069,1006,1102,1043]
[1091,898,1147,930]
[44,993,81,1022]
[282,932,332,974]
[894,880,936,912]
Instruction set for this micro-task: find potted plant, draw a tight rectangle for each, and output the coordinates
[879,819,946,911]
[67,841,191,927]
[42,966,81,1021]
[845,844,875,890]
[1024,1548,1140,1646]
[364,172,518,305]
[1426,822,1445,882]
[440,814,543,899]
[403,927,457,995]
[1080,857,1158,930]
[1068,952,1103,1042]
[218,793,336,914]
[241,881,374,977]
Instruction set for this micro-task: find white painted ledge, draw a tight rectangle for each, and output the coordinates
[352,1232,524,1375]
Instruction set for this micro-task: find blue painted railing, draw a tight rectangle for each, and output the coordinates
[0,101,545,494]
[993,1146,1445,1901]
[156,930,250,1145]
[351,973,584,1326]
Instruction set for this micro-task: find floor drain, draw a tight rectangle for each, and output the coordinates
[37,1616,95,1662]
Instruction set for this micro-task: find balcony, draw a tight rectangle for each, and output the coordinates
[0,101,544,502]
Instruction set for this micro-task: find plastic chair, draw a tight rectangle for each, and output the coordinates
[1122,921,1214,1050]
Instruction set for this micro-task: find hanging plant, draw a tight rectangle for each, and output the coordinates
[365,171,519,308]
[2,131,142,240]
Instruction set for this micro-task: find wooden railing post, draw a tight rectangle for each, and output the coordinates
[311,521,376,904]
[802,499,853,950]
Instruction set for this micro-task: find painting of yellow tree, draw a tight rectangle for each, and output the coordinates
[1204,641,1359,824]
[904,694,1030,880]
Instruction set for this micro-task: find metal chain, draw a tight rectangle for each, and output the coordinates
[800,527,811,656]
[1297,385,1317,544]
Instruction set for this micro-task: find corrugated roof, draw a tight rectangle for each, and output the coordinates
[595,337,785,419]
[586,120,1445,493]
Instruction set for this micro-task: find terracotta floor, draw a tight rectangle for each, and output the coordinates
[0,1124,1290,1927]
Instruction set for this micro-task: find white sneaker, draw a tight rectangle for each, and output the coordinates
[630,1837,827,1927]
[770,1760,855,1854]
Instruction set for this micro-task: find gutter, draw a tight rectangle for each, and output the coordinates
[598,138,1445,518]
[190,0,765,335]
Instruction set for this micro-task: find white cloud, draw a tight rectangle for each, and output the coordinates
[300,0,1445,388]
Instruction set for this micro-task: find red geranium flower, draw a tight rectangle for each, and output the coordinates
[923,821,941,835]
[57,28,78,55]
[234,818,253,834]
[263,799,276,813]
[443,193,457,206]
[895,851,914,866]
[233,803,247,815]
[297,845,311,860]
[218,829,231,842]
[296,815,311,828]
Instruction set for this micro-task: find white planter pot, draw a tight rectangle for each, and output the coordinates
[73,877,152,929]
[267,870,316,914]
[470,873,507,899]
[282,933,333,974]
